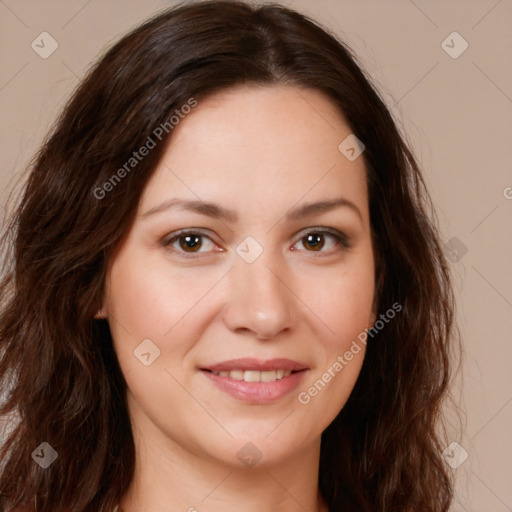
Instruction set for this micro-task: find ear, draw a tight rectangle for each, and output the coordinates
[94,303,108,319]
[370,257,385,326]
[369,278,382,326]
[369,304,377,327]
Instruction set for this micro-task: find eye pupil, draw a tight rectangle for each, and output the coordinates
[304,233,324,251]
[168,230,341,256]
[179,234,201,252]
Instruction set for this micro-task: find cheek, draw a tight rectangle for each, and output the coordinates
[105,249,218,365]
[106,240,375,362]
[304,253,375,352]
[293,251,374,416]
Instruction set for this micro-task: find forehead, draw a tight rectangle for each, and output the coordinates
[139,84,368,222]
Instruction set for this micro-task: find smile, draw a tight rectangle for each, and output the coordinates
[207,369,294,382]
[200,367,308,404]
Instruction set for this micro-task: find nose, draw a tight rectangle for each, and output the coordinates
[222,251,296,340]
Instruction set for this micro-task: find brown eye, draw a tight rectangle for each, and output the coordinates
[163,230,218,256]
[178,234,202,252]
[302,233,325,251]
[293,229,350,254]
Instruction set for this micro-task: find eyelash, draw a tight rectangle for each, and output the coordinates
[161,227,351,258]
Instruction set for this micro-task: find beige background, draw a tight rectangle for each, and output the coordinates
[1,0,511,510]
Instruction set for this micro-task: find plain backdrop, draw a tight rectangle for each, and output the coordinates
[0,1,511,510]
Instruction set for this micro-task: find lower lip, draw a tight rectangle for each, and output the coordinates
[201,369,308,404]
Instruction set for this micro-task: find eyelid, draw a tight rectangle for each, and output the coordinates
[294,226,350,249]
[161,226,350,257]
[161,228,221,256]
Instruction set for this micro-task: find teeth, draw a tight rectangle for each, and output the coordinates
[229,370,244,380]
[210,369,293,381]
[244,371,261,382]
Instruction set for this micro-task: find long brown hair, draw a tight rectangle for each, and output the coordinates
[0,1,461,510]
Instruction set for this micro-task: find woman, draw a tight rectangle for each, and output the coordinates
[0,1,461,511]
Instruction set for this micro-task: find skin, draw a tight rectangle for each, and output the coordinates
[98,84,377,512]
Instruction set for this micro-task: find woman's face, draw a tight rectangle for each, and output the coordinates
[102,84,376,468]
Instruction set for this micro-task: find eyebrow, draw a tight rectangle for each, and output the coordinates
[142,198,238,222]
[141,197,363,223]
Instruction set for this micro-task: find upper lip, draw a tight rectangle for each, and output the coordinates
[200,358,308,372]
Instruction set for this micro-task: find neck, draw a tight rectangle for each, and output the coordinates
[118,396,328,512]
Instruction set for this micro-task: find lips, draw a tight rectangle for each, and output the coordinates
[200,357,308,372]
[199,358,309,404]
[207,368,293,382]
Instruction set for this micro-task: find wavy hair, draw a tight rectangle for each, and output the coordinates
[0,1,461,510]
